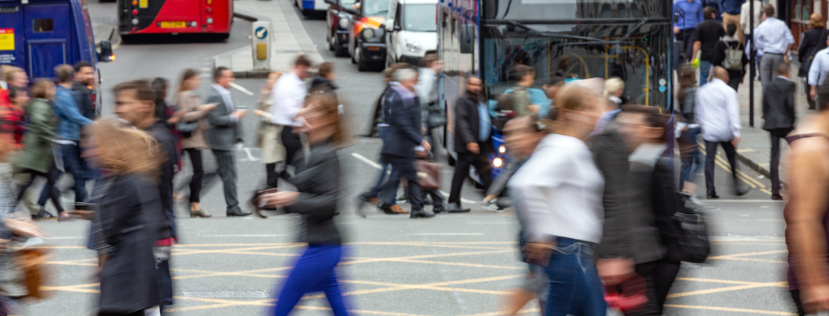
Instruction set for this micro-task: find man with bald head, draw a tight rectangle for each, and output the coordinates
[695,66,750,198]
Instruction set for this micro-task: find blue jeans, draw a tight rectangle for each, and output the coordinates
[272,245,348,316]
[38,143,87,207]
[543,238,606,316]
[679,126,703,186]
[699,61,712,86]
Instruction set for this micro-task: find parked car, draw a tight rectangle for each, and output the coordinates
[348,0,390,71]
[325,0,358,56]
[384,0,437,67]
[295,0,329,17]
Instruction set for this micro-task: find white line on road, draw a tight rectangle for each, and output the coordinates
[703,200,786,203]
[48,237,84,240]
[408,233,485,236]
[229,82,254,96]
[242,147,259,161]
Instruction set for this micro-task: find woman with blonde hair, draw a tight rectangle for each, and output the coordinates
[798,13,827,110]
[85,119,167,316]
[175,68,216,218]
[510,84,606,316]
[603,77,625,107]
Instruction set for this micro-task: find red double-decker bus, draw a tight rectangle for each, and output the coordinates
[118,0,232,39]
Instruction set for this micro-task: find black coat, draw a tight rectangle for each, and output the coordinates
[97,174,164,313]
[71,81,96,120]
[798,27,829,77]
[381,86,422,158]
[711,39,748,77]
[453,92,481,153]
[285,142,342,245]
[145,120,178,239]
[762,77,797,131]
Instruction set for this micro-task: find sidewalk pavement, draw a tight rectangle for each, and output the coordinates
[217,0,324,77]
[730,63,814,183]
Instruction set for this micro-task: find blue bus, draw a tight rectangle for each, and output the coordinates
[0,0,113,111]
[437,0,674,182]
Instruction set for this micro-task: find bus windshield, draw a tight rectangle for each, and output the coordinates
[363,0,391,16]
[482,0,668,21]
[404,4,437,32]
[482,23,672,107]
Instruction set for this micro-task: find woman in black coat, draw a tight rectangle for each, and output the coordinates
[798,13,828,110]
[262,93,350,316]
[86,121,167,316]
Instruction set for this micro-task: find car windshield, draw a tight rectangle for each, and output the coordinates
[363,0,390,16]
[403,4,436,32]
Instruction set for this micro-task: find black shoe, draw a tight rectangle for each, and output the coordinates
[707,193,720,199]
[433,204,446,213]
[410,210,436,218]
[447,203,471,213]
[226,208,252,217]
[33,209,56,220]
[771,194,784,200]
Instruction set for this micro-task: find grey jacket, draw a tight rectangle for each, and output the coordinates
[285,142,343,245]
[205,86,242,151]
[762,77,796,131]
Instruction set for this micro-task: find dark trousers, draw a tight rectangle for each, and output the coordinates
[16,165,64,214]
[184,148,204,203]
[38,143,87,207]
[654,260,681,312]
[806,83,817,109]
[210,149,239,212]
[272,245,348,316]
[157,259,173,306]
[280,126,302,170]
[769,128,794,195]
[704,140,739,196]
[448,148,491,205]
[726,70,742,92]
[678,28,696,63]
[612,262,660,316]
[265,163,279,189]
[791,290,806,316]
[379,155,422,212]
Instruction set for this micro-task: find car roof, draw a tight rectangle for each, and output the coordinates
[398,0,437,5]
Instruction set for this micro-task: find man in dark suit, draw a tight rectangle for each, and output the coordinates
[377,67,434,218]
[447,76,490,213]
[762,63,796,200]
[205,67,251,216]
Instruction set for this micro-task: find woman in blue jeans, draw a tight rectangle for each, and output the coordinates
[261,94,349,316]
[510,84,606,316]
[676,65,704,196]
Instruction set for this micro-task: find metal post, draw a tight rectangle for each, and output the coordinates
[748,0,755,127]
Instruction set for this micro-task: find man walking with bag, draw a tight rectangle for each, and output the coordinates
[762,64,796,200]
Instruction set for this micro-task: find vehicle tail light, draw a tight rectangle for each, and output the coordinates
[206,7,212,14]
[131,0,137,5]
[207,0,212,4]
[190,21,198,27]
[132,9,138,15]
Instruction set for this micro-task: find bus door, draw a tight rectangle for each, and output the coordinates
[0,4,25,68]
[23,3,71,79]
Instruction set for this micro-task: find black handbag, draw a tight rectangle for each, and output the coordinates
[673,194,711,263]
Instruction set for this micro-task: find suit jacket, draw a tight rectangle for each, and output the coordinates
[71,81,96,120]
[381,85,422,158]
[762,77,796,131]
[798,27,829,76]
[453,93,480,153]
[285,142,342,245]
[205,86,241,151]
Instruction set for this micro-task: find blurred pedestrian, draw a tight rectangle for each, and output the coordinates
[417,54,443,147]
[1,86,26,146]
[511,65,538,116]
[695,66,749,198]
[808,35,829,111]
[510,84,605,316]
[85,120,166,316]
[36,65,92,215]
[377,68,434,218]
[673,0,704,63]
[603,77,624,108]
[261,93,350,316]
[253,71,285,190]
[762,63,796,200]
[113,79,179,311]
[447,76,489,213]
[310,62,338,94]
[205,67,250,217]
[676,65,703,198]
[755,4,794,89]
[13,79,67,220]
[692,6,725,85]
[175,69,217,217]
[3,67,28,89]
[593,77,624,134]
[712,23,748,91]
[741,0,768,80]
[498,115,547,315]
[720,0,744,43]
[798,13,827,110]
[784,89,829,316]
[73,61,97,120]
[272,55,312,179]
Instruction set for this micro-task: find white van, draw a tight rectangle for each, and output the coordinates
[384,0,438,67]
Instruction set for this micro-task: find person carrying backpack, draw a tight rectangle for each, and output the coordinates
[712,23,748,91]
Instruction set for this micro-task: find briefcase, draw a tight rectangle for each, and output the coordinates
[414,160,441,191]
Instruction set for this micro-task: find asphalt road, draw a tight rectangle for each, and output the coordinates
[12,2,798,315]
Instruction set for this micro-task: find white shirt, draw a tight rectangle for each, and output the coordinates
[740,0,774,34]
[271,72,308,126]
[212,84,238,123]
[754,17,794,55]
[808,48,829,86]
[695,78,741,142]
[416,68,437,106]
[509,134,604,243]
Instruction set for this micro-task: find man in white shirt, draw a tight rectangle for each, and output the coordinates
[695,66,749,199]
[753,4,794,89]
[416,54,443,147]
[271,55,312,177]
[808,40,829,110]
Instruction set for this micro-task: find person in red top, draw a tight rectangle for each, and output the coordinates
[0,86,27,147]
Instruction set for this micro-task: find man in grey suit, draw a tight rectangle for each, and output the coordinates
[762,63,796,200]
[206,67,251,216]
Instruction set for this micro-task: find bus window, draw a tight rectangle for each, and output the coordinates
[33,19,54,32]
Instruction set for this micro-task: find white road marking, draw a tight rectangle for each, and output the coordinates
[48,237,85,240]
[704,200,786,203]
[408,233,485,236]
[229,82,254,95]
[243,147,259,161]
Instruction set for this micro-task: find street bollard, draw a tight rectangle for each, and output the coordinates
[252,21,270,71]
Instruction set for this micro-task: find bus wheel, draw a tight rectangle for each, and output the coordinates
[119,34,135,44]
